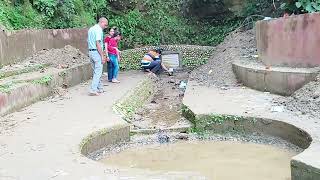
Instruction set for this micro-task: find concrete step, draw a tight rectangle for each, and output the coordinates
[0,63,92,116]
[0,67,62,85]
[232,60,320,96]
[0,63,50,80]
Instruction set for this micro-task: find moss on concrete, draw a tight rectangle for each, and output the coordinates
[32,75,53,85]
[181,104,258,134]
[0,64,49,79]
[79,124,130,155]
[181,105,196,124]
[114,77,156,121]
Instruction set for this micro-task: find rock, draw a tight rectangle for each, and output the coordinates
[271,106,284,113]
[179,92,185,97]
[168,79,175,83]
[175,133,189,140]
[179,81,187,89]
[157,131,170,144]
[132,121,150,129]
[133,114,142,121]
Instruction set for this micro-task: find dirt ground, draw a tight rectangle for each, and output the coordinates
[131,71,191,130]
[189,29,258,88]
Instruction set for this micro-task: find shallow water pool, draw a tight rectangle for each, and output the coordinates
[100,141,296,180]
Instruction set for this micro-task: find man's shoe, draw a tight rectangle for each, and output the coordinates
[112,79,120,83]
[89,91,100,96]
[98,89,105,93]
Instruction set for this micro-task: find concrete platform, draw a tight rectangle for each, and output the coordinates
[0,72,207,180]
[232,60,319,96]
[183,81,320,180]
[0,72,144,180]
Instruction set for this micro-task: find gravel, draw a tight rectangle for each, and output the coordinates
[274,74,320,117]
[190,29,258,87]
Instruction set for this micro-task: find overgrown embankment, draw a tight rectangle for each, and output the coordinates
[0,0,284,49]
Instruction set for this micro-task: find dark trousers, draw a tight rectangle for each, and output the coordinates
[143,60,162,74]
[107,61,113,82]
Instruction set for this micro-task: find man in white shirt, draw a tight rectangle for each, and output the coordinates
[87,17,108,96]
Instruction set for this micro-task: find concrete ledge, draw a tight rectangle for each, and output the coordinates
[195,114,311,149]
[131,125,190,135]
[113,76,156,121]
[80,124,130,156]
[232,61,319,95]
[80,75,155,156]
[0,62,92,116]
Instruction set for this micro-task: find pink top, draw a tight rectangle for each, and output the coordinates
[107,38,118,55]
[104,36,111,44]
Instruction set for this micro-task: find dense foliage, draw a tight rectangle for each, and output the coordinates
[0,0,305,49]
[0,0,242,48]
[281,0,320,13]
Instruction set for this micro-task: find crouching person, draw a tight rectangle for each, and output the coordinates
[141,48,168,77]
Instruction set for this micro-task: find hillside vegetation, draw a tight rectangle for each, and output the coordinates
[0,0,286,48]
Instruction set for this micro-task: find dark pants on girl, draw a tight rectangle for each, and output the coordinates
[142,60,162,74]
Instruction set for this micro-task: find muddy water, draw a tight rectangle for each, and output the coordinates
[100,141,296,180]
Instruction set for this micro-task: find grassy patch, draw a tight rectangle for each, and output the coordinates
[32,75,53,85]
[181,105,259,135]
[0,64,49,80]
[0,82,14,93]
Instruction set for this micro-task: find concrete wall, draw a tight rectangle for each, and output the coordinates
[0,28,88,66]
[80,124,130,156]
[256,13,320,68]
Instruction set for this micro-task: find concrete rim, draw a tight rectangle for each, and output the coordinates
[78,75,319,180]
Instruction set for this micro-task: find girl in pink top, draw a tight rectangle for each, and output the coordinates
[107,31,121,83]
[104,27,118,82]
